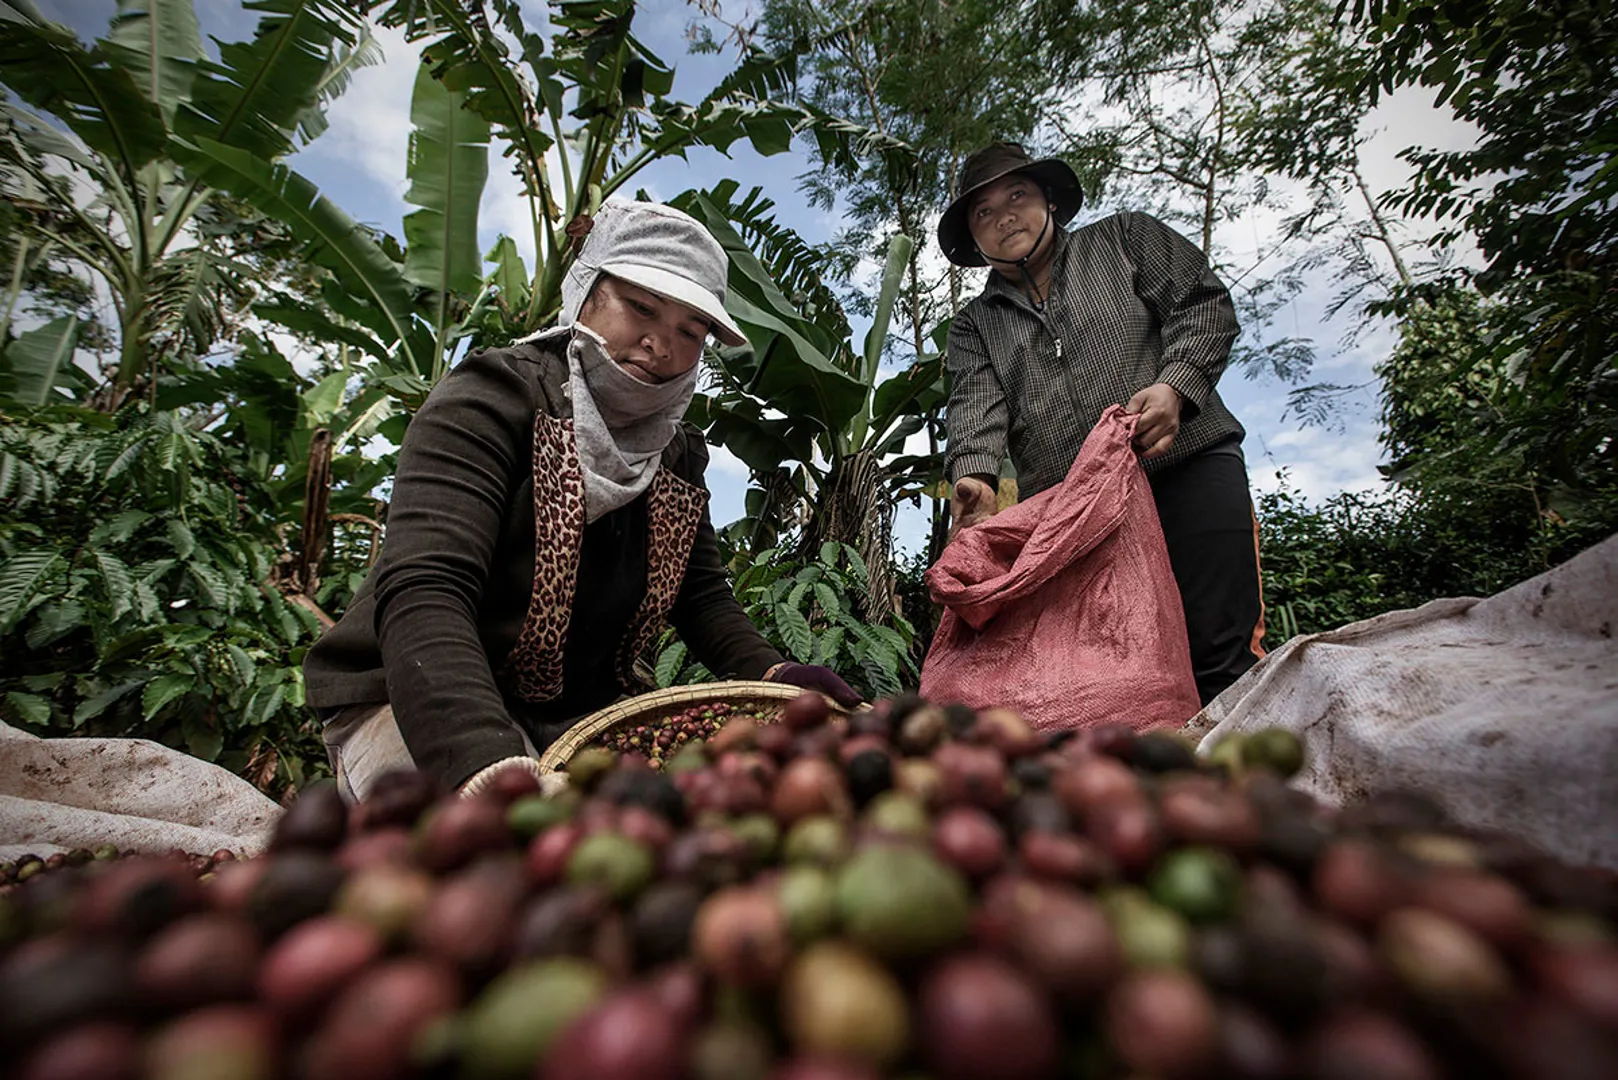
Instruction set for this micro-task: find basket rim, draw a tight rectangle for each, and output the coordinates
[536,680,833,773]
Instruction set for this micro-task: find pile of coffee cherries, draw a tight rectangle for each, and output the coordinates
[1,691,1614,1080]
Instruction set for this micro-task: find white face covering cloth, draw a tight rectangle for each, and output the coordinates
[564,322,697,523]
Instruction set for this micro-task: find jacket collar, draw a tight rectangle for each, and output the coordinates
[513,331,575,422]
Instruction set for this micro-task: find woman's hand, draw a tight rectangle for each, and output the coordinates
[949,475,998,540]
[1124,382,1184,459]
[764,663,864,708]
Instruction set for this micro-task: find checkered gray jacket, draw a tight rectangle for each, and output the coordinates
[944,210,1245,496]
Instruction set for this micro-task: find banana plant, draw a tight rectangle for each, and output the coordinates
[0,0,379,404]
[672,183,948,622]
[204,0,909,417]
[223,60,493,410]
[368,0,913,332]
[653,541,918,699]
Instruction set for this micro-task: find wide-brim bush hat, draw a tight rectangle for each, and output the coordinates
[936,142,1084,268]
[564,198,748,347]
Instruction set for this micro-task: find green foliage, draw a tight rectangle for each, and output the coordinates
[1371,281,1618,576]
[0,0,372,397]
[758,0,1054,262]
[369,0,910,329]
[1255,467,1617,644]
[20,0,1606,800]
[1348,0,1617,506]
[188,137,435,391]
[0,1,170,178]
[402,61,491,362]
[0,315,89,406]
[0,0,918,798]
[1255,482,1401,640]
[1220,0,1618,643]
[674,184,945,612]
[653,542,918,699]
[0,404,326,794]
[1354,0,1613,279]
[890,545,939,667]
[171,0,364,162]
[1375,285,1502,472]
[0,2,392,795]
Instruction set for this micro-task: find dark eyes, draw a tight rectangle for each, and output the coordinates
[973,189,1025,219]
[623,291,706,347]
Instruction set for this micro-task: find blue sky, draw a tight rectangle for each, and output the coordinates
[44,1,1478,556]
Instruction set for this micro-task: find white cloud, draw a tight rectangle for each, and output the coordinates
[707,443,751,480]
[296,24,418,219]
[1361,86,1483,200]
[1245,413,1387,500]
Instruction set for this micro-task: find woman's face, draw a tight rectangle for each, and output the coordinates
[577,275,711,384]
[967,173,1052,266]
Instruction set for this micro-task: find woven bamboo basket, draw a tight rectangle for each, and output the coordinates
[535,680,847,773]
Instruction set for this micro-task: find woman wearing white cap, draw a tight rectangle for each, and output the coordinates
[304,199,860,800]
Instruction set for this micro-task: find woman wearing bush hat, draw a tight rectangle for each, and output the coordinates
[304,198,859,800]
[937,141,1265,706]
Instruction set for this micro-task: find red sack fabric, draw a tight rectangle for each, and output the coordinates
[920,406,1200,733]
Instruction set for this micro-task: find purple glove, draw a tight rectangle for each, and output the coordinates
[766,663,864,708]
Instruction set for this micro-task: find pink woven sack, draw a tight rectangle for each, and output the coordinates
[920,406,1200,733]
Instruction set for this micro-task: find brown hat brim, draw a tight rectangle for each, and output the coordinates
[937,158,1084,268]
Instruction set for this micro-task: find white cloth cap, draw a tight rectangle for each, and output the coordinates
[562,198,747,347]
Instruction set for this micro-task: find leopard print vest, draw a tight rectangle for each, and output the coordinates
[502,410,708,702]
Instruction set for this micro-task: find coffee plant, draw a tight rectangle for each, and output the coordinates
[652,542,918,699]
[0,405,327,794]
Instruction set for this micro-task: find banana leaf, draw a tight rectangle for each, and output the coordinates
[869,354,947,446]
[185,137,424,378]
[0,3,167,178]
[484,235,531,312]
[296,29,382,143]
[677,191,864,431]
[848,233,913,449]
[402,62,490,353]
[252,298,391,362]
[0,316,82,407]
[687,394,818,476]
[173,0,362,161]
[378,0,555,202]
[104,0,203,125]
[723,292,868,435]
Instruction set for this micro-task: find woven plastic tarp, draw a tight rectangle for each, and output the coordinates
[921,406,1201,733]
[0,722,281,860]
[1186,532,1618,870]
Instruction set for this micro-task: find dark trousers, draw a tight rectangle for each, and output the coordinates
[1149,446,1266,705]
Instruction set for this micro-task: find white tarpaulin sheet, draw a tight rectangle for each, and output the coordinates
[1187,533,1618,870]
[0,722,281,860]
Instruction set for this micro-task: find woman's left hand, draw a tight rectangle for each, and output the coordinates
[765,663,864,708]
